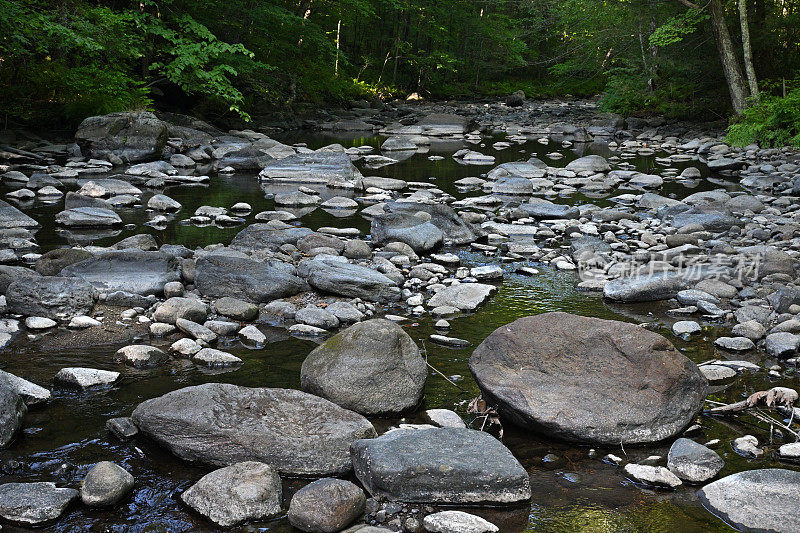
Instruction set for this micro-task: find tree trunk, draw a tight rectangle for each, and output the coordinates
[708,0,749,113]
[738,0,759,100]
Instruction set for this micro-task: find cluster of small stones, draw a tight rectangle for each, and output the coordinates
[0,95,799,531]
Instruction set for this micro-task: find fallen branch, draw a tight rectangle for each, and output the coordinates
[420,340,468,393]
[705,387,797,415]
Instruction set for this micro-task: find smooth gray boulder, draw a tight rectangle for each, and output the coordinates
[301,319,426,415]
[603,273,687,303]
[298,257,400,302]
[351,428,530,504]
[131,383,376,476]
[6,276,96,320]
[667,438,724,483]
[54,367,120,389]
[371,213,443,254]
[0,382,26,448]
[288,478,365,533]
[384,203,481,245]
[0,482,79,526]
[80,461,134,507]
[194,254,308,303]
[75,111,168,162]
[181,462,282,527]
[469,312,707,444]
[697,469,800,533]
[60,250,180,296]
[516,200,579,220]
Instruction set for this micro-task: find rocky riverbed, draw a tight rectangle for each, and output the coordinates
[0,98,799,532]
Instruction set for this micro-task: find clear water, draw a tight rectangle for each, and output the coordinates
[0,132,795,532]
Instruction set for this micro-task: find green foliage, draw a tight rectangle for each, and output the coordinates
[650,8,708,48]
[726,88,800,147]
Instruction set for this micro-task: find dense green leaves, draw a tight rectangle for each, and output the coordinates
[0,0,799,134]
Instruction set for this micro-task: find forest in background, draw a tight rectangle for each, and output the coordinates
[1,0,799,145]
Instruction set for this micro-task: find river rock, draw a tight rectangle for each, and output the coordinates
[214,297,259,321]
[259,151,362,185]
[566,155,610,173]
[667,438,724,483]
[624,464,682,489]
[194,254,308,303]
[75,111,168,162]
[153,297,209,324]
[80,461,134,507]
[230,224,314,254]
[60,250,181,296]
[697,469,800,533]
[288,478,365,533]
[35,248,94,276]
[0,199,38,228]
[298,257,400,302]
[0,370,50,406]
[469,312,707,444]
[181,462,282,527]
[423,409,466,428]
[6,276,96,320]
[351,427,530,504]
[423,511,499,533]
[427,283,497,311]
[191,348,242,368]
[131,383,376,476]
[0,482,79,526]
[371,213,444,254]
[301,319,426,415]
[603,273,687,302]
[55,207,122,227]
[765,332,800,358]
[54,367,120,389]
[0,382,26,448]
[115,345,169,368]
[0,265,40,293]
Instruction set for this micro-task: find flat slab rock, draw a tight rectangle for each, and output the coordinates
[697,469,800,533]
[427,283,497,311]
[131,383,376,476]
[0,482,79,525]
[350,427,531,504]
[469,312,707,445]
[422,511,499,533]
[60,250,181,296]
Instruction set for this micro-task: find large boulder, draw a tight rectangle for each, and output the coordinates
[80,461,134,507]
[469,312,707,444]
[371,213,444,254]
[301,319,426,415]
[298,257,400,302]
[131,383,376,476]
[565,155,610,173]
[181,462,282,527]
[697,469,800,533]
[75,111,168,163]
[6,276,96,320]
[351,428,530,504]
[60,250,180,296]
[0,382,26,448]
[194,254,308,303]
